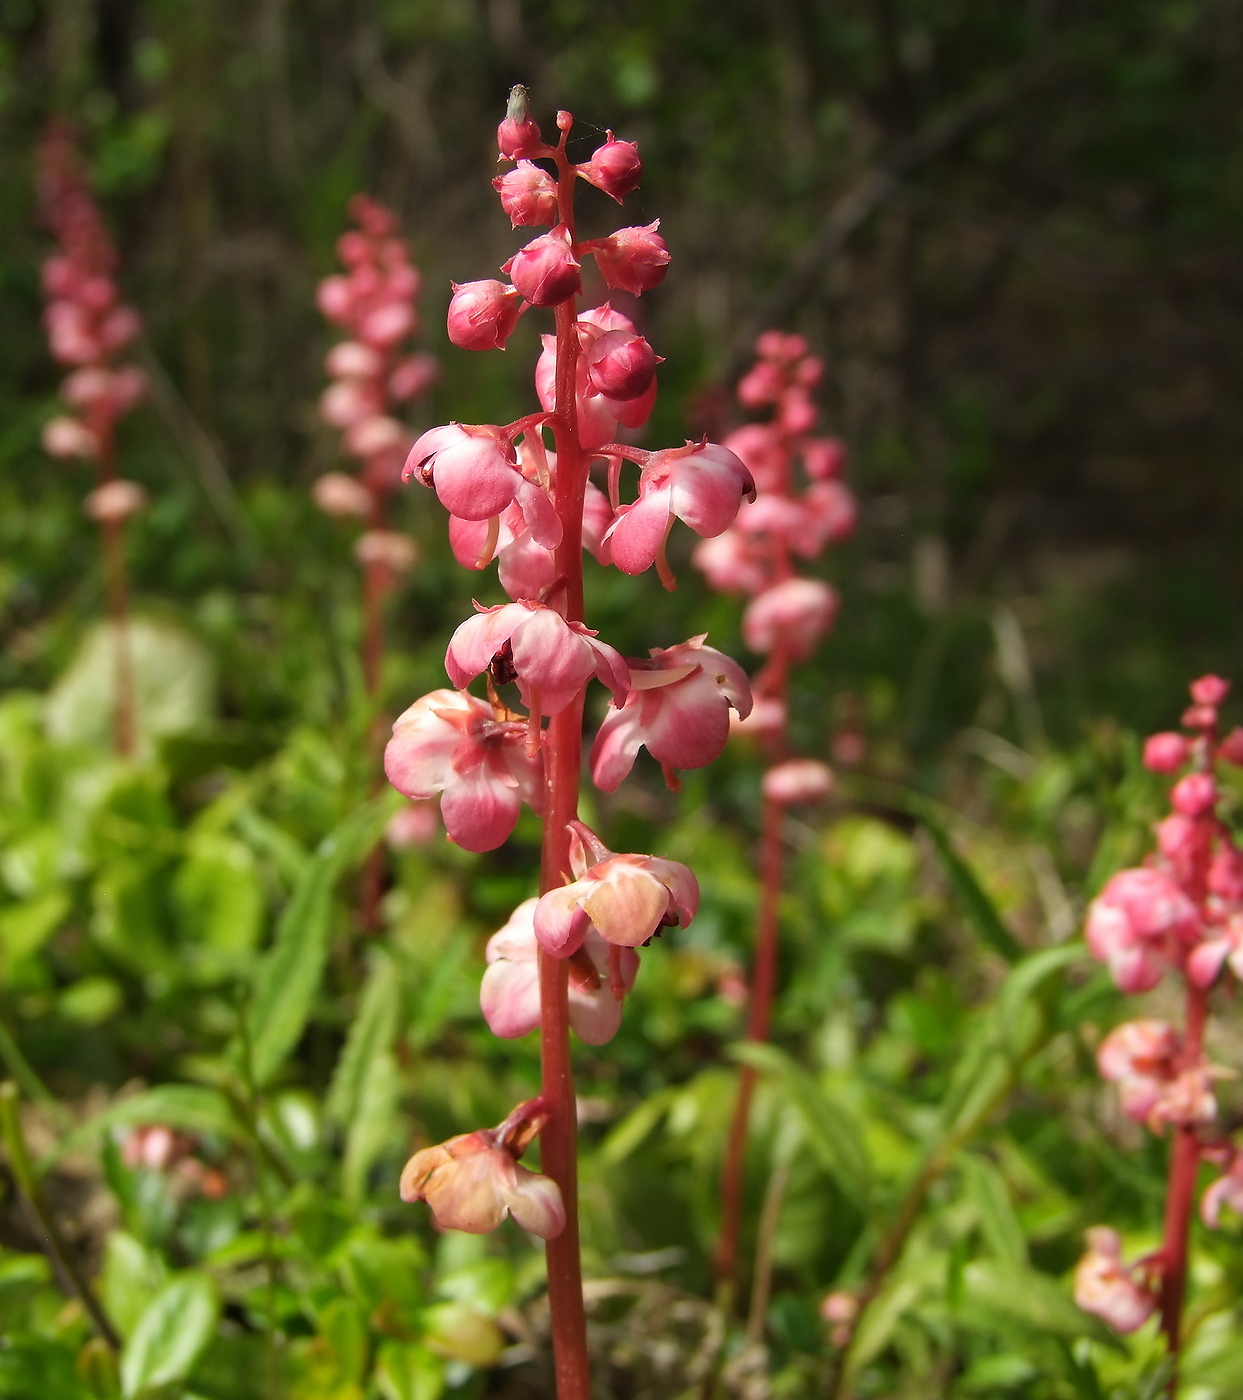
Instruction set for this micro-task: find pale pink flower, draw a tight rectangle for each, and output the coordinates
[1083,866,1201,992]
[762,758,834,805]
[344,414,410,461]
[1187,914,1243,989]
[731,696,788,740]
[820,1291,858,1348]
[578,134,642,201]
[1219,727,1243,765]
[742,578,839,659]
[604,442,755,584]
[804,437,847,480]
[585,329,659,402]
[1143,731,1190,774]
[386,801,439,849]
[1201,1150,1243,1227]
[354,529,418,574]
[692,529,768,596]
[42,415,97,459]
[446,601,629,719]
[1073,1228,1157,1334]
[384,689,543,852]
[388,352,439,401]
[723,423,785,494]
[533,822,698,956]
[447,280,524,351]
[590,635,751,790]
[84,479,147,524]
[534,308,658,451]
[1171,771,1217,819]
[803,480,858,548]
[1097,1020,1181,1123]
[503,228,581,307]
[320,378,383,429]
[325,340,384,379]
[400,1099,564,1239]
[480,898,639,1045]
[313,471,374,520]
[493,162,559,227]
[589,221,670,296]
[1191,674,1230,706]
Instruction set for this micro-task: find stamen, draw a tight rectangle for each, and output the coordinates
[655,516,677,591]
[608,454,623,513]
[475,514,501,569]
[526,692,543,756]
[608,945,626,1001]
[661,762,682,794]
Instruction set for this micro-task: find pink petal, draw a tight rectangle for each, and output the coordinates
[641,670,732,770]
[587,636,632,706]
[384,691,467,797]
[445,604,527,689]
[423,1149,511,1233]
[589,701,647,792]
[515,478,563,550]
[1187,939,1231,990]
[510,610,597,711]
[440,766,522,852]
[533,884,591,956]
[580,862,669,947]
[505,1166,566,1238]
[604,490,672,575]
[480,959,541,1038]
[646,857,700,924]
[567,983,624,1045]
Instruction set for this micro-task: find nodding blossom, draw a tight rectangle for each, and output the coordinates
[587,222,671,296]
[590,635,752,791]
[445,601,629,721]
[603,441,755,587]
[762,758,834,806]
[1096,1020,1220,1130]
[1084,866,1200,993]
[1073,1229,1157,1334]
[1201,1148,1243,1227]
[742,576,839,660]
[447,279,524,351]
[480,898,638,1045]
[534,822,699,956]
[400,1098,564,1239]
[384,689,543,852]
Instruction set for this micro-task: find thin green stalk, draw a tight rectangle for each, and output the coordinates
[0,1010,70,1131]
[0,1081,120,1350]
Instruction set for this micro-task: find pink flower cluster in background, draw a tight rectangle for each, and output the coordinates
[383,95,755,1242]
[37,124,148,523]
[1075,675,1243,1335]
[314,194,437,577]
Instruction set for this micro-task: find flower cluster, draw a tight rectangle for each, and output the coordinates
[1075,675,1243,1337]
[37,124,148,524]
[314,194,436,580]
[388,93,752,1259]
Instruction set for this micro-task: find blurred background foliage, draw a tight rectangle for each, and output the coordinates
[1,1,1242,1398]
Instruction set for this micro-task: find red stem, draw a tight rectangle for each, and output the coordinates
[535,148,591,1399]
[1158,981,1208,1370]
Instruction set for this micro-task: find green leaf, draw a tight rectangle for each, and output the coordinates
[247,794,396,1085]
[102,1232,168,1340]
[317,1297,368,1384]
[120,1272,219,1398]
[375,1342,444,1400]
[0,887,70,973]
[962,1261,1117,1344]
[730,1041,872,1207]
[600,1086,677,1165]
[960,1153,1027,1269]
[326,951,400,1127]
[340,1048,401,1204]
[47,1085,245,1171]
[915,806,1024,963]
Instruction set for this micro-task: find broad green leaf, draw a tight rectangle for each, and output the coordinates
[960,1153,1026,1269]
[318,1297,368,1384]
[340,1048,401,1203]
[421,1303,504,1367]
[120,1272,219,1398]
[375,1342,444,1400]
[962,1261,1116,1343]
[600,1087,677,1165]
[731,1041,872,1207]
[102,1231,167,1340]
[0,887,70,973]
[326,950,400,1127]
[173,833,264,975]
[915,805,1024,963]
[247,794,397,1085]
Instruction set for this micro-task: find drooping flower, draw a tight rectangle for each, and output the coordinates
[447,280,524,351]
[492,162,559,228]
[400,1098,564,1239]
[577,134,642,201]
[1143,731,1190,774]
[503,228,581,307]
[533,822,698,956]
[384,689,543,852]
[742,577,839,659]
[1073,1228,1157,1334]
[603,442,755,586]
[762,758,834,805]
[445,601,629,719]
[1084,866,1201,993]
[1201,1149,1243,1227]
[480,898,639,1045]
[590,635,752,790]
[588,221,670,296]
[1097,1019,1220,1131]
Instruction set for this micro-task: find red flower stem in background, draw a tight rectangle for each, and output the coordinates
[1159,980,1208,1365]
[94,420,135,757]
[534,157,591,1400]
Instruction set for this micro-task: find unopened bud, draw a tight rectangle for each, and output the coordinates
[312,471,374,519]
[762,758,834,805]
[1191,674,1230,707]
[585,329,659,401]
[493,162,559,228]
[590,221,670,296]
[503,230,581,308]
[579,133,642,201]
[1172,771,1217,818]
[1143,732,1190,774]
[447,280,524,350]
[1220,727,1243,765]
[325,340,384,380]
[84,479,148,524]
[497,85,544,161]
[355,529,418,574]
[42,415,98,459]
[388,352,439,401]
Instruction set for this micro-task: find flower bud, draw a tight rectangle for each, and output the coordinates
[316,274,354,324]
[497,85,544,160]
[447,280,524,351]
[762,759,834,805]
[493,162,559,227]
[503,230,581,308]
[578,134,642,201]
[585,329,659,401]
[355,529,418,573]
[42,415,98,459]
[1219,727,1243,765]
[325,340,384,380]
[1142,731,1189,774]
[388,352,439,401]
[359,299,415,349]
[1191,674,1230,706]
[84,479,147,524]
[313,471,374,519]
[100,305,141,353]
[1171,771,1216,818]
[591,221,670,296]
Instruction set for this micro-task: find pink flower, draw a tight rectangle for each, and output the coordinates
[447,280,524,351]
[497,89,545,161]
[388,352,439,401]
[493,162,559,227]
[1084,867,1200,992]
[384,689,543,852]
[590,635,752,790]
[42,415,97,459]
[604,442,755,585]
[762,759,834,805]
[386,801,439,849]
[533,822,699,955]
[534,308,659,451]
[1191,674,1230,707]
[84,480,147,524]
[692,530,768,595]
[723,423,785,493]
[1073,1228,1157,1334]
[589,222,671,296]
[503,228,581,307]
[400,1099,564,1239]
[354,529,418,574]
[804,438,847,480]
[578,134,642,201]
[1202,1150,1243,1227]
[446,601,630,719]
[313,471,374,519]
[480,898,639,1045]
[585,329,659,402]
[1097,1020,1181,1123]
[803,481,858,548]
[731,696,788,740]
[404,424,560,544]
[1219,727,1243,765]
[325,340,383,379]
[320,378,383,430]
[742,578,839,659]
[1171,771,1217,818]
[1143,732,1190,774]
